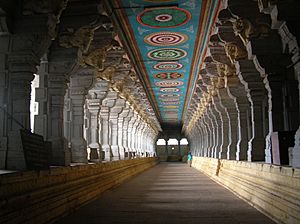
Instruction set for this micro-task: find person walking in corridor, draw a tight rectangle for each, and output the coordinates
[187,152,192,167]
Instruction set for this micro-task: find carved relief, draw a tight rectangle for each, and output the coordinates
[96,66,115,81]
[217,63,236,77]
[81,48,107,70]
[232,18,271,45]
[47,0,69,39]
[224,42,248,63]
[59,24,100,52]
[232,18,256,44]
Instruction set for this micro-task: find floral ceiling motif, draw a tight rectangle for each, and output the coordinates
[106,0,220,124]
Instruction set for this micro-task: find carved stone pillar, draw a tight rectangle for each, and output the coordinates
[212,96,224,158]
[293,59,300,166]
[195,122,203,156]
[208,103,219,158]
[35,52,74,165]
[237,60,267,161]
[100,91,117,162]
[86,80,108,162]
[131,114,140,157]
[69,74,93,163]
[127,110,137,158]
[6,55,37,169]
[123,109,133,158]
[109,98,125,161]
[118,104,130,160]
[0,36,9,169]
[227,84,250,161]
[202,114,211,157]
[219,88,239,160]
[215,90,231,159]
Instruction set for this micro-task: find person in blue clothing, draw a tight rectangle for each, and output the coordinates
[187,151,192,167]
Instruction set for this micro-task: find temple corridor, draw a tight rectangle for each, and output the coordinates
[1,0,300,223]
[55,162,275,224]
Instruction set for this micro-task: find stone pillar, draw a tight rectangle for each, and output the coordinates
[227,84,250,161]
[127,110,136,158]
[211,97,224,158]
[216,90,231,159]
[137,122,145,157]
[131,114,140,157]
[208,103,219,158]
[0,36,9,169]
[100,91,117,162]
[123,108,133,158]
[293,58,300,167]
[86,80,108,162]
[118,104,130,160]
[204,109,213,157]
[110,98,125,161]
[69,75,93,163]
[37,56,76,166]
[6,55,37,169]
[237,60,267,161]
[219,88,239,160]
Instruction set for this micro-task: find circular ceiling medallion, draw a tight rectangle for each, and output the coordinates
[160,87,180,92]
[160,97,180,102]
[148,48,187,61]
[159,93,181,98]
[164,111,178,114]
[137,7,191,28]
[154,72,184,79]
[155,80,184,87]
[163,105,179,109]
[153,62,183,70]
[144,32,188,46]
[161,101,180,105]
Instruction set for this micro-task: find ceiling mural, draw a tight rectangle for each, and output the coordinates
[105,0,220,125]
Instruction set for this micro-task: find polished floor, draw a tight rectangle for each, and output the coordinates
[55,162,276,224]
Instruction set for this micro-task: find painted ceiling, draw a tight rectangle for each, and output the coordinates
[106,0,220,125]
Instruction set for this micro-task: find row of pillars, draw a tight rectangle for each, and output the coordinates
[35,58,157,166]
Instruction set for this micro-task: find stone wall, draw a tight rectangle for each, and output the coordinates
[192,157,300,224]
[0,158,158,224]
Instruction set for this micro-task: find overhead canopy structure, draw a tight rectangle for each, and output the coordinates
[105,0,220,127]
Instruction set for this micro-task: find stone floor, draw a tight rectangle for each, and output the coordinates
[55,162,276,224]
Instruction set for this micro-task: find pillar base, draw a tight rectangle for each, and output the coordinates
[119,146,125,159]
[292,128,300,168]
[111,145,120,161]
[102,145,111,161]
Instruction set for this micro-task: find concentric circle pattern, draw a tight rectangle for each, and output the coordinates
[154,72,184,79]
[161,101,180,105]
[153,62,183,70]
[155,80,184,87]
[148,48,187,60]
[160,97,180,102]
[159,93,181,98]
[137,7,191,28]
[144,32,188,46]
[160,88,180,92]
[163,105,179,109]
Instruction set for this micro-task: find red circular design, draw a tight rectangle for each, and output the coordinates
[144,32,188,46]
[154,72,184,79]
[153,62,183,70]
[155,80,184,87]
[137,7,191,28]
[160,88,180,92]
[155,14,173,22]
